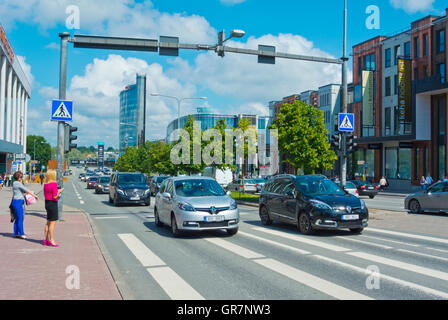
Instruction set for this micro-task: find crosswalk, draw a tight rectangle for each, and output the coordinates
[113,224,448,300]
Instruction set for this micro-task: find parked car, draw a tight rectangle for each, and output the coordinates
[95,176,111,194]
[252,178,267,192]
[226,179,258,193]
[154,177,239,236]
[259,174,369,234]
[109,172,150,206]
[149,176,170,196]
[336,181,359,198]
[87,176,99,189]
[405,181,448,214]
[203,167,233,189]
[350,180,378,199]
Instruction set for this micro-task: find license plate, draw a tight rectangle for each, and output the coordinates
[368,187,374,190]
[130,196,140,201]
[342,214,359,221]
[204,215,224,222]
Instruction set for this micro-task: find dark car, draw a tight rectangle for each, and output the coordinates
[259,175,369,235]
[149,176,170,196]
[79,173,86,180]
[95,176,111,194]
[349,180,378,199]
[87,176,99,189]
[109,172,150,206]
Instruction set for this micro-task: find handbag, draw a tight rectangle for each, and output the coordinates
[9,201,15,223]
[25,194,36,206]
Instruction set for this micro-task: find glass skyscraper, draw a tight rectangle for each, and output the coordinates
[119,74,146,155]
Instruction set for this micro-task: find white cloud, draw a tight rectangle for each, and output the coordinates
[0,0,216,43]
[390,0,435,14]
[16,55,34,88]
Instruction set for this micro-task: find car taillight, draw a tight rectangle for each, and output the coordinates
[240,185,243,188]
[361,185,366,189]
[375,185,379,189]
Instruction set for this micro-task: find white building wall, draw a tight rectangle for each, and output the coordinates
[0,55,5,140]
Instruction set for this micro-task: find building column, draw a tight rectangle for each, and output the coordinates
[5,66,12,142]
[17,85,22,147]
[11,74,17,144]
[23,95,28,155]
[0,55,6,141]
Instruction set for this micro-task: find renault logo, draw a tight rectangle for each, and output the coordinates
[210,206,217,215]
[346,206,352,214]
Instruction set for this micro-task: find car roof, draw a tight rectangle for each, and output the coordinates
[169,176,215,182]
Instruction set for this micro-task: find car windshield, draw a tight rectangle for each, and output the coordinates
[345,182,356,188]
[174,179,226,197]
[253,179,265,183]
[295,177,345,196]
[245,179,256,184]
[89,177,98,182]
[99,177,110,184]
[118,174,145,184]
[156,176,169,183]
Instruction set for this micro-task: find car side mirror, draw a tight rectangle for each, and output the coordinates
[162,192,171,200]
[226,191,232,196]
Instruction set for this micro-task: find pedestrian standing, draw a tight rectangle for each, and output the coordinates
[43,170,63,247]
[4,174,9,187]
[0,174,3,191]
[425,173,433,186]
[40,172,44,185]
[420,176,427,190]
[379,176,387,191]
[11,171,39,239]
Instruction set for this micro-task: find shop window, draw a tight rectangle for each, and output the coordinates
[398,148,411,180]
[385,147,398,178]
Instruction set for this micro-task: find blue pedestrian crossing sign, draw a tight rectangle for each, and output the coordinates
[51,100,73,121]
[338,113,354,132]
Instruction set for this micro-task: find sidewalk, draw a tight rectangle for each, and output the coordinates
[0,183,121,300]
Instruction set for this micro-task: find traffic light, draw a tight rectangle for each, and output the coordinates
[346,134,357,153]
[64,124,78,153]
[330,133,341,151]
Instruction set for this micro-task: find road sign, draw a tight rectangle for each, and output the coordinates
[338,113,354,132]
[51,100,73,121]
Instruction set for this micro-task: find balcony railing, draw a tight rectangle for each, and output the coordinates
[414,74,448,94]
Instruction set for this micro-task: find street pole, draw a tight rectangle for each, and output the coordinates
[340,0,348,188]
[177,98,181,140]
[58,32,69,221]
[33,139,36,175]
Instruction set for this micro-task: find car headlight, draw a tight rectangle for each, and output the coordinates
[117,189,125,195]
[177,201,195,212]
[98,185,103,188]
[230,199,238,210]
[310,200,333,211]
[360,199,366,210]
[145,189,150,194]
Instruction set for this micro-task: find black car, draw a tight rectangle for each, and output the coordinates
[109,172,151,206]
[259,175,369,234]
[349,180,378,199]
[95,176,111,194]
[149,176,170,196]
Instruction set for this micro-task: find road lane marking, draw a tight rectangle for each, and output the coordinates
[204,238,264,259]
[146,267,204,300]
[252,227,350,252]
[424,247,448,254]
[205,238,372,300]
[80,200,84,204]
[313,255,448,299]
[360,235,421,247]
[347,251,448,281]
[254,258,372,300]
[118,233,165,267]
[334,236,393,249]
[366,228,448,245]
[396,249,448,262]
[239,231,311,255]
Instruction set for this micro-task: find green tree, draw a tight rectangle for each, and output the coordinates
[147,141,177,175]
[114,146,139,172]
[26,135,52,168]
[269,100,337,174]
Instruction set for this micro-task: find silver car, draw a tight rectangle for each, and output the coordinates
[227,179,258,193]
[154,177,239,236]
[405,181,448,214]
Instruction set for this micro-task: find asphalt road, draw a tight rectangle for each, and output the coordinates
[63,171,448,300]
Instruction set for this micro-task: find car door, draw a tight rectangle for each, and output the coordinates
[160,180,174,224]
[280,178,298,223]
[422,183,445,211]
[109,174,116,198]
[156,179,169,224]
[269,179,288,220]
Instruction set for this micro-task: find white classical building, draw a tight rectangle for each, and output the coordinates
[0,24,31,174]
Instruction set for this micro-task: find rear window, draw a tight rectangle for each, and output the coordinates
[89,177,98,182]
[99,177,110,183]
[345,182,356,188]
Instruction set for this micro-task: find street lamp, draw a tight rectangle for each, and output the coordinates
[150,94,207,138]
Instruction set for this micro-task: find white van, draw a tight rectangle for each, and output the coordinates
[203,167,233,189]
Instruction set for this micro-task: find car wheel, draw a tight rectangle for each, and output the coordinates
[350,228,364,234]
[259,205,273,225]
[226,227,238,236]
[409,199,422,214]
[369,195,375,199]
[171,214,181,237]
[298,212,314,235]
[154,208,163,227]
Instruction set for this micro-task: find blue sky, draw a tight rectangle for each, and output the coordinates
[1,0,446,148]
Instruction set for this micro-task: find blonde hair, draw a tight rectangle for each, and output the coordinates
[45,170,57,183]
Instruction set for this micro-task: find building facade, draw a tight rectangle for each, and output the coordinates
[0,24,31,174]
[119,74,146,155]
[318,84,341,138]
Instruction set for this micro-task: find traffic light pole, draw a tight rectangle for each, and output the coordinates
[340,0,349,188]
[57,32,70,221]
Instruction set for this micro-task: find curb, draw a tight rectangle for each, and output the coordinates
[236,201,259,208]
